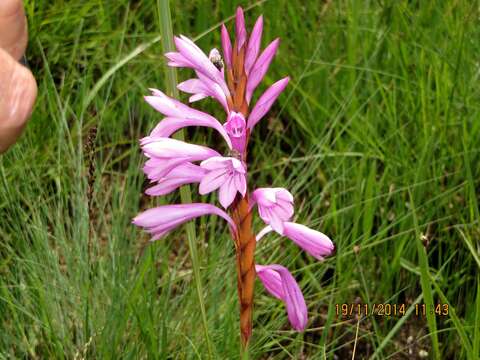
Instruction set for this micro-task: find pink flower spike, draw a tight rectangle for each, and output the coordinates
[199,156,247,209]
[245,16,263,74]
[224,111,247,153]
[235,7,247,50]
[248,77,289,131]
[252,187,294,232]
[283,222,335,260]
[256,264,308,331]
[221,24,233,68]
[133,203,236,240]
[145,162,207,196]
[246,38,280,103]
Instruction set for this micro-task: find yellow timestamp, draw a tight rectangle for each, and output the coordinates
[415,303,449,316]
[335,303,449,318]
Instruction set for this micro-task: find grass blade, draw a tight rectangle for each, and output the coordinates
[156,0,213,357]
[409,189,440,360]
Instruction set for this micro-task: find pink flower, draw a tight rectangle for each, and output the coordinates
[145,89,232,148]
[145,162,206,196]
[133,203,236,241]
[256,264,308,331]
[141,137,219,179]
[199,156,247,209]
[224,111,247,153]
[251,187,294,232]
[165,35,232,110]
[257,222,334,261]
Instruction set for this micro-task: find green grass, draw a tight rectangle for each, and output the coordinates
[1,0,479,358]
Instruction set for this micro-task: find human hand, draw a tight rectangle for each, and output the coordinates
[0,0,37,153]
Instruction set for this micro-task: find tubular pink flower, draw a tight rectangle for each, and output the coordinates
[145,89,231,147]
[133,203,236,240]
[251,187,294,232]
[256,264,308,331]
[141,137,219,178]
[248,77,289,131]
[246,38,280,103]
[224,111,247,153]
[221,24,232,69]
[178,74,229,112]
[145,162,206,196]
[173,35,230,96]
[164,52,194,67]
[235,7,247,50]
[199,156,247,209]
[151,116,232,149]
[244,16,263,75]
[145,88,211,119]
[256,222,334,261]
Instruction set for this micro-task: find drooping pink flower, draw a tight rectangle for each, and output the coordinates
[133,203,236,240]
[251,187,294,232]
[256,264,308,331]
[224,111,247,153]
[199,156,247,209]
[145,162,207,196]
[246,38,280,102]
[257,222,334,261]
[248,77,289,131]
[244,16,263,74]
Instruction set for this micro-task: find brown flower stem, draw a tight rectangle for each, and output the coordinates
[231,195,256,349]
[229,39,255,351]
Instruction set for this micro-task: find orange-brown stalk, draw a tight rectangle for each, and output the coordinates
[229,40,255,349]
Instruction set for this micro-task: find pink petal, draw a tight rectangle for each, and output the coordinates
[235,7,247,50]
[165,52,194,67]
[200,156,232,170]
[141,137,220,160]
[145,89,213,120]
[198,168,228,194]
[248,77,289,130]
[219,177,237,208]
[246,39,280,103]
[150,116,232,149]
[145,163,206,196]
[174,35,230,95]
[221,24,232,68]
[245,16,263,74]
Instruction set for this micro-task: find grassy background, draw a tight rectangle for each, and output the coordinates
[1,0,479,358]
